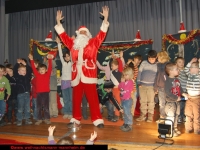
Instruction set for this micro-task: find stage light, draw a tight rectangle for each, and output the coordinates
[156,118,174,145]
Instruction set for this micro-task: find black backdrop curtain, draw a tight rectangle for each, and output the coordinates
[8,0,200,64]
[0,0,5,64]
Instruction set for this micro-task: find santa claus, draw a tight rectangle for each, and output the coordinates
[54,6,109,128]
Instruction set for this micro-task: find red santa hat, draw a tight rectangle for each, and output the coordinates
[133,30,142,41]
[178,22,186,33]
[45,31,53,41]
[48,51,57,59]
[75,26,92,38]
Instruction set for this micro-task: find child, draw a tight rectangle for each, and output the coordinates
[175,57,187,124]
[136,50,157,122]
[5,64,17,124]
[110,59,123,120]
[164,63,186,137]
[14,59,33,126]
[154,51,170,122]
[118,67,134,132]
[48,126,97,145]
[29,53,53,125]
[98,80,123,122]
[31,59,40,121]
[125,54,142,116]
[184,58,200,134]
[43,55,58,118]
[0,65,11,126]
[56,37,72,119]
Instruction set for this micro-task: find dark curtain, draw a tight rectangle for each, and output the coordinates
[8,0,200,64]
[0,0,5,64]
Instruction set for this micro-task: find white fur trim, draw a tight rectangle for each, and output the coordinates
[93,119,104,126]
[70,118,80,124]
[178,30,186,33]
[81,75,97,84]
[133,38,141,41]
[45,38,53,41]
[54,24,65,34]
[100,21,109,33]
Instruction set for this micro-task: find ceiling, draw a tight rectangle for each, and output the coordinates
[5,0,113,14]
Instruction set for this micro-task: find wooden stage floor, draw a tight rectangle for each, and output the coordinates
[0,105,200,150]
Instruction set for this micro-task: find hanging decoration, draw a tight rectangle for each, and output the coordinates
[162,29,200,51]
[99,39,153,51]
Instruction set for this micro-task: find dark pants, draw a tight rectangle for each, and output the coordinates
[36,92,50,120]
[16,92,31,121]
[7,98,17,121]
[179,101,186,119]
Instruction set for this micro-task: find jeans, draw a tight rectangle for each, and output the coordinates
[7,98,17,121]
[82,94,88,119]
[0,100,6,115]
[16,92,31,121]
[32,98,37,120]
[37,92,50,120]
[179,100,186,119]
[62,87,72,115]
[158,88,166,118]
[122,98,133,125]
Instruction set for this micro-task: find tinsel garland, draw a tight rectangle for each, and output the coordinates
[29,39,153,54]
[162,29,200,51]
[99,40,153,50]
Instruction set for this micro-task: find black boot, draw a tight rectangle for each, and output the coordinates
[97,123,104,128]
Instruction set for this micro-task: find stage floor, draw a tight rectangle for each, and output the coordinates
[0,105,200,150]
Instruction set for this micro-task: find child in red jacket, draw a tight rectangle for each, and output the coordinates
[29,54,53,125]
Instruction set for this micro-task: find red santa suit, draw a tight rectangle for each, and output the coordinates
[54,21,109,126]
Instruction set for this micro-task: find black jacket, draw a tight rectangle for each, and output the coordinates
[6,74,17,98]
[13,63,32,94]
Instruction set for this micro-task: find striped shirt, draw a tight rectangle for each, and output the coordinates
[177,69,187,92]
[137,60,157,86]
[184,63,200,96]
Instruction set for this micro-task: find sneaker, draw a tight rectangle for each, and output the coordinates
[7,122,12,125]
[173,130,179,137]
[44,119,51,124]
[52,115,58,118]
[183,116,186,122]
[136,116,146,122]
[146,113,153,123]
[120,124,132,132]
[178,117,182,124]
[185,130,192,133]
[194,131,200,135]
[63,114,68,119]
[16,121,22,126]
[108,116,117,122]
[114,116,120,121]
[35,120,42,125]
[120,123,126,130]
[174,128,181,135]
[25,119,33,125]
[67,115,72,119]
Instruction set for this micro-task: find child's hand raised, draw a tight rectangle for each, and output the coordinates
[47,54,54,59]
[89,131,97,142]
[28,54,33,60]
[190,58,197,64]
[120,109,124,113]
[48,126,56,136]
[17,59,21,64]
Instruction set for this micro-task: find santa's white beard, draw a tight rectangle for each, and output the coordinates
[73,34,90,50]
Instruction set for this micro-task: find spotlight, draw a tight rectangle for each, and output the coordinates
[156,118,174,145]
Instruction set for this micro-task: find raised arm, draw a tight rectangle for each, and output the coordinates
[94,6,110,48]
[54,10,73,50]
[29,54,39,77]
[56,37,65,64]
